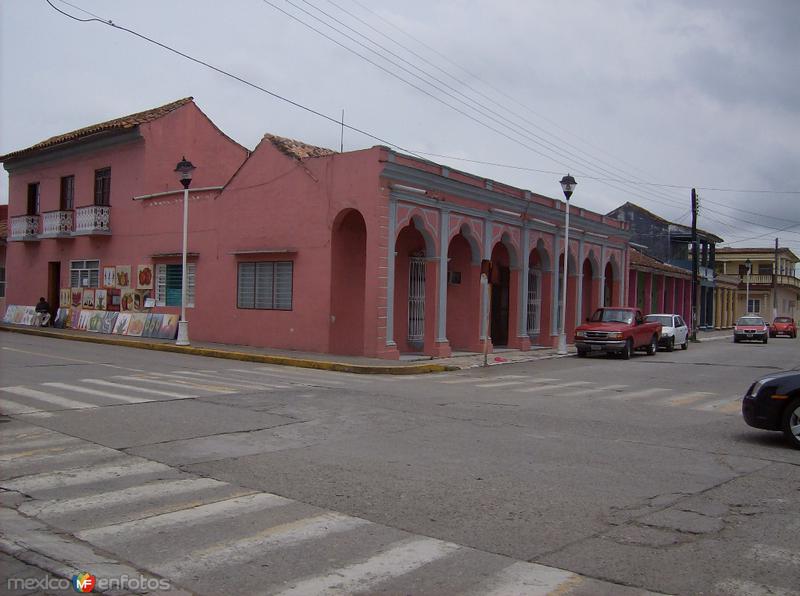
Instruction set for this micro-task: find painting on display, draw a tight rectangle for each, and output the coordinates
[70,308,81,329]
[101,312,118,334]
[145,314,164,338]
[126,313,148,337]
[88,312,104,333]
[71,288,83,308]
[2,305,18,323]
[81,289,95,309]
[116,266,131,289]
[53,308,70,329]
[120,289,137,312]
[77,310,93,331]
[113,313,131,335]
[158,314,179,339]
[103,267,116,288]
[59,289,71,308]
[137,265,154,290]
[94,289,108,311]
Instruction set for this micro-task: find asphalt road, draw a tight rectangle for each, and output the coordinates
[1,331,798,596]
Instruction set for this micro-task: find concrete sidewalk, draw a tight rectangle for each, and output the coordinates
[0,324,731,375]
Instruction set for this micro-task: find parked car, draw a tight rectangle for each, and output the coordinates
[742,371,800,449]
[574,307,661,359]
[733,316,769,344]
[769,317,797,338]
[645,313,689,351]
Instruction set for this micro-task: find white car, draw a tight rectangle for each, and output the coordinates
[645,313,689,352]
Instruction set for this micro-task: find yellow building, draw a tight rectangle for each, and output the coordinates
[715,247,800,322]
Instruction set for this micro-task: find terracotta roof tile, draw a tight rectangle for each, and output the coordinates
[263,133,335,160]
[630,247,692,277]
[0,98,194,162]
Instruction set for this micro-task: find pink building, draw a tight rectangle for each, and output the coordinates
[2,98,632,359]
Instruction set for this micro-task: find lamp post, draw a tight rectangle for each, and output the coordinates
[557,174,577,355]
[745,258,751,314]
[174,157,195,346]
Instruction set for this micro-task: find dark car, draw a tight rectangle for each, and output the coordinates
[733,316,768,344]
[742,371,800,449]
[769,317,797,339]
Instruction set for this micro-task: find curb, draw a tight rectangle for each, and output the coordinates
[0,325,457,375]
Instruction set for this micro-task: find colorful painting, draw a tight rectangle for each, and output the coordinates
[145,313,164,337]
[158,314,179,339]
[101,312,118,334]
[120,289,136,312]
[78,310,93,331]
[103,267,116,288]
[126,313,148,337]
[116,266,131,289]
[94,289,108,311]
[137,264,154,290]
[2,305,18,323]
[81,288,95,309]
[88,312,104,332]
[71,308,81,329]
[71,288,83,307]
[113,313,131,335]
[53,308,70,329]
[59,289,71,308]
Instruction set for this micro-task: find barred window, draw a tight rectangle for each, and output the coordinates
[237,262,293,310]
[155,263,195,307]
[94,168,111,206]
[70,260,100,288]
[60,175,75,210]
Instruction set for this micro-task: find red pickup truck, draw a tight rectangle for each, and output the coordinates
[574,307,662,359]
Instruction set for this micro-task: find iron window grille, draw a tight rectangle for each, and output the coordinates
[70,260,100,288]
[60,175,75,211]
[94,168,111,206]
[155,263,196,308]
[237,261,293,310]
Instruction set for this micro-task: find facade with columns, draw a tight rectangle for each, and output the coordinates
[2,98,632,359]
[627,249,692,322]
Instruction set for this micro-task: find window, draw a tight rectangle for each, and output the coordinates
[747,298,760,313]
[758,264,772,275]
[237,261,293,310]
[60,175,75,211]
[94,168,111,206]
[0,267,5,298]
[70,260,100,288]
[155,263,195,307]
[27,183,40,215]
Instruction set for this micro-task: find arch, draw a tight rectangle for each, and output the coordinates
[490,242,512,346]
[526,239,552,340]
[446,232,480,350]
[582,257,598,322]
[458,223,482,265]
[604,254,621,307]
[393,221,431,353]
[558,252,579,340]
[330,209,367,355]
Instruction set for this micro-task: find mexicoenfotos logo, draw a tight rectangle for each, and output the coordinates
[72,572,96,593]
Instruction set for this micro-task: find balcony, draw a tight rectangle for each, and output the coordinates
[744,274,800,289]
[9,215,40,241]
[73,205,111,235]
[40,210,74,238]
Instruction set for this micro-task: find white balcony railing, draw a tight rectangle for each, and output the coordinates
[40,210,74,237]
[9,215,40,241]
[746,274,800,289]
[74,205,111,235]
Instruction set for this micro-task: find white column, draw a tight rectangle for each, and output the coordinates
[386,200,397,347]
[519,227,530,338]
[551,232,561,339]
[437,210,449,342]
[599,244,606,308]
[480,219,493,340]
[575,239,585,323]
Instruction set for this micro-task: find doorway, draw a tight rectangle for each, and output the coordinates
[47,261,60,316]
[490,266,510,346]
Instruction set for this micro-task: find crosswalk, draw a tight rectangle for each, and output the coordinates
[0,423,649,595]
[0,365,746,417]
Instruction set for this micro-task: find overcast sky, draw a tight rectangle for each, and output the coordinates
[2,0,799,256]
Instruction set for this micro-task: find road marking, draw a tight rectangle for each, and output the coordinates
[2,459,172,493]
[660,391,717,406]
[692,396,742,411]
[472,561,580,596]
[1,386,96,410]
[0,435,82,455]
[513,381,592,393]
[42,382,151,404]
[162,371,287,390]
[475,381,527,388]
[112,375,238,394]
[0,443,112,464]
[1,347,144,371]
[571,384,629,396]
[749,543,800,566]
[275,537,461,596]
[439,377,492,384]
[82,378,197,399]
[0,398,42,415]
[77,492,289,544]
[603,387,671,401]
[19,477,229,518]
[153,512,370,578]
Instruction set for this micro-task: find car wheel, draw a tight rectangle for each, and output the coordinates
[733,337,739,343]
[666,337,674,352]
[646,335,657,356]
[781,398,800,449]
[763,336,768,344]
[577,349,588,358]
[621,339,633,360]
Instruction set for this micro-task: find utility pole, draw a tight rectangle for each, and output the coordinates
[690,188,699,341]
[773,237,778,320]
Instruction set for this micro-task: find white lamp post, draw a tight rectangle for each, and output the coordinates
[745,258,751,315]
[557,174,577,355]
[174,157,195,346]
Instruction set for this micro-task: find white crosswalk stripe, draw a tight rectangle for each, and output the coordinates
[749,543,800,566]
[475,381,527,388]
[275,537,461,596]
[82,378,196,399]
[3,459,171,492]
[163,370,289,390]
[232,367,347,385]
[657,391,717,406]
[112,374,239,394]
[1,386,96,410]
[603,387,671,401]
[471,561,579,596]
[43,382,151,404]
[513,381,592,393]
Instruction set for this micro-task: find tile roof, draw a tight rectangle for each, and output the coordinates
[263,133,336,160]
[629,247,692,277]
[0,98,194,162]
[717,246,799,261]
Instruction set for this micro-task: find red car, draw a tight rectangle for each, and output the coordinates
[733,316,769,344]
[770,317,797,338]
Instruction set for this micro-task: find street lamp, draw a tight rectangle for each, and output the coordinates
[174,156,195,346]
[557,174,577,355]
[745,258,751,314]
